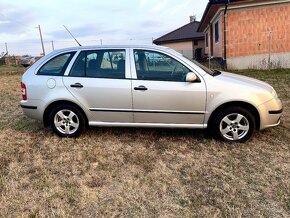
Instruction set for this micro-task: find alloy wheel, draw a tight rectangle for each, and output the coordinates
[54,109,79,135]
[219,113,250,141]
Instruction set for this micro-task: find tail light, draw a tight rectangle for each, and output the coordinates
[21,82,27,100]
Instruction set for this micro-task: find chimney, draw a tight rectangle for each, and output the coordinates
[190,15,196,23]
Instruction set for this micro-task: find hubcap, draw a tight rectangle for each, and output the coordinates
[54,109,79,135]
[219,113,250,141]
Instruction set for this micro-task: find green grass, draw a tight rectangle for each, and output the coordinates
[0,65,289,217]
[0,64,25,75]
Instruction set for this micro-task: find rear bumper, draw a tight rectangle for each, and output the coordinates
[20,99,45,121]
[20,105,37,110]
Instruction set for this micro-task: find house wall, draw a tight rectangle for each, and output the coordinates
[159,40,205,60]
[226,2,290,69]
[204,13,224,58]
[212,13,224,58]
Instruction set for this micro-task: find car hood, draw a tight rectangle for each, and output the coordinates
[217,71,274,94]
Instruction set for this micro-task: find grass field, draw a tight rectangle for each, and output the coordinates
[0,65,289,217]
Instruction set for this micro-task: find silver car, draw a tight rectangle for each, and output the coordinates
[20,45,282,142]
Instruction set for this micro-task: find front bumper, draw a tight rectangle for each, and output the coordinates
[258,97,283,130]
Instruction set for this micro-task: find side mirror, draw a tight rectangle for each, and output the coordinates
[185,72,198,82]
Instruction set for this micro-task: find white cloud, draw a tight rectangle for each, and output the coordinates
[0,0,209,55]
[151,0,168,13]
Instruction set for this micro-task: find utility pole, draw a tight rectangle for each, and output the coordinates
[36,25,45,56]
[5,42,8,55]
[51,40,55,51]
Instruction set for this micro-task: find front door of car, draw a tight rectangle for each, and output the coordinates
[63,49,133,123]
[131,49,206,125]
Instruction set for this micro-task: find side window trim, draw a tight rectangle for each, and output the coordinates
[64,50,81,76]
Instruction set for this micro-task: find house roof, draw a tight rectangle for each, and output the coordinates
[198,0,278,32]
[153,21,204,45]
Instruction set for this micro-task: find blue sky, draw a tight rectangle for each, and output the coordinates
[0,0,208,55]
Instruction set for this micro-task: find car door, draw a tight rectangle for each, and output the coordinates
[131,49,206,125]
[63,48,133,123]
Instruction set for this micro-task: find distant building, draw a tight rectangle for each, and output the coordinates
[198,0,290,69]
[153,17,205,61]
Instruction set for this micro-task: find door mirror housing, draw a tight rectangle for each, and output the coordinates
[185,72,198,82]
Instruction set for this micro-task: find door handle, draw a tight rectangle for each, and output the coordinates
[70,83,83,88]
[134,85,148,91]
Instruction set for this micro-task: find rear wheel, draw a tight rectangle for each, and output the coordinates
[212,107,256,142]
[49,104,85,137]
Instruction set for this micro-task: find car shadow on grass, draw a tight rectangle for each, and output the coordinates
[10,115,213,142]
[13,116,283,149]
[84,126,218,152]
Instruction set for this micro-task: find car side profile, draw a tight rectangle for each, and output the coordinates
[20,45,282,142]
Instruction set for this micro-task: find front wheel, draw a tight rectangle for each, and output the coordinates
[212,107,256,142]
[49,104,86,137]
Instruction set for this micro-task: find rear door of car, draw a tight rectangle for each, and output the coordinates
[63,48,133,123]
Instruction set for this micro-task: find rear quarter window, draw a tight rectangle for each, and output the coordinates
[37,52,76,76]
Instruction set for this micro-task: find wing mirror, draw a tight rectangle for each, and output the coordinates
[185,72,198,82]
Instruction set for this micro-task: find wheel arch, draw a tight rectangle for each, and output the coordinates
[43,100,88,127]
[207,101,260,130]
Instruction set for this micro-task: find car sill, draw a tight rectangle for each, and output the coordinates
[89,121,206,129]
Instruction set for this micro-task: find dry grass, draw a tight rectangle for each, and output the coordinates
[0,65,289,217]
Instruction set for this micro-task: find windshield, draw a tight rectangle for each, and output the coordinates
[182,55,214,76]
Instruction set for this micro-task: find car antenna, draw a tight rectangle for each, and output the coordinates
[63,25,82,46]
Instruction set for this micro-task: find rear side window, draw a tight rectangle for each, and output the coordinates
[38,52,76,76]
[69,49,126,79]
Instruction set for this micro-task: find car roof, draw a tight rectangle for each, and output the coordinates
[50,44,172,54]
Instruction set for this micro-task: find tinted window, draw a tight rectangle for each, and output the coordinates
[134,50,190,82]
[38,52,75,76]
[69,49,125,79]
[70,52,86,77]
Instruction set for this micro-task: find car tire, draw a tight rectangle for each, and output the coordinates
[211,106,256,143]
[49,104,86,137]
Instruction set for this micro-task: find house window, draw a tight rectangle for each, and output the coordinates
[215,21,219,43]
[193,40,198,46]
[205,33,209,47]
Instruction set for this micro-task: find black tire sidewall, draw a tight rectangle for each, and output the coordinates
[212,106,256,143]
[49,104,85,137]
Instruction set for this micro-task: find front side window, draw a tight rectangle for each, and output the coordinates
[38,52,76,76]
[70,49,125,79]
[134,50,190,82]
